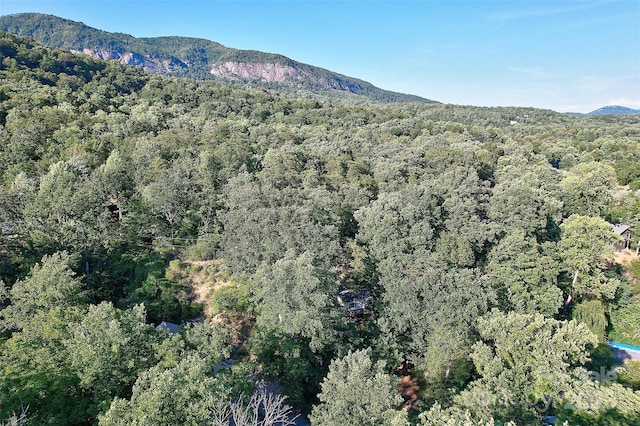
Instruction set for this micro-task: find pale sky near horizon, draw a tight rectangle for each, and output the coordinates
[1,0,639,113]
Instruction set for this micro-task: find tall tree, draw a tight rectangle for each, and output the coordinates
[0,307,87,425]
[22,158,99,250]
[1,251,85,330]
[310,348,407,426]
[558,214,621,307]
[572,299,607,342]
[451,310,597,423]
[608,301,640,346]
[354,182,443,276]
[154,321,231,369]
[252,250,341,352]
[556,380,640,424]
[377,264,492,376]
[64,302,160,409]
[489,161,562,239]
[486,230,563,317]
[220,172,340,273]
[489,179,562,238]
[99,354,226,426]
[560,162,616,217]
[141,156,202,241]
[250,251,343,408]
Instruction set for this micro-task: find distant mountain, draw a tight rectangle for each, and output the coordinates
[0,13,435,104]
[587,106,640,116]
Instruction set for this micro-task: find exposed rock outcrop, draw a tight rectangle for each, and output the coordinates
[210,61,307,83]
[1,13,436,103]
[72,48,188,73]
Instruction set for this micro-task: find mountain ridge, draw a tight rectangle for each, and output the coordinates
[587,105,640,116]
[0,13,435,104]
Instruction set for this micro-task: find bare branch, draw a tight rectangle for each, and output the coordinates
[210,385,298,426]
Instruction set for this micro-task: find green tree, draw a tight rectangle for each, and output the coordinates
[489,177,562,238]
[451,310,597,423]
[250,251,343,409]
[572,299,607,342]
[0,171,36,230]
[618,360,640,390]
[64,302,160,411]
[354,182,443,274]
[609,301,640,346]
[560,162,616,217]
[486,230,563,317]
[559,214,621,307]
[252,250,341,352]
[488,161,562,239]
[220,172,340,273]
[154,321,231,369]
[420,402,516,426]
[0,253,89,424]
[22,158,100,250]
[250,330,327,411]
[310,348,407,426]
[141,156,202,241]
[557,380,640,424]
[99,354,226,426]
[433,165,496,259]
[93,149,134,222]
[0,307,87,425]
[377,265,492,377]
[1,251,85,330]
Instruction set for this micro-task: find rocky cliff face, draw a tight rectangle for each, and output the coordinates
[209,61,366,93]
[0,13,436,103]
[72,48,188,73]
[77,49,361,93]
[210,61,307,83]
[76,50,312,85]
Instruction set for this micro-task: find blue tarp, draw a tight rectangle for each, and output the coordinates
[608,341,640,363]
[608,341,640,353]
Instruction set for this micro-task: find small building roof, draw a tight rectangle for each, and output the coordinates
[156,321,180,334]
[613,224,630,235]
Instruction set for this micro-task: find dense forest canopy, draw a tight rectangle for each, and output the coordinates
[1,31,640,425]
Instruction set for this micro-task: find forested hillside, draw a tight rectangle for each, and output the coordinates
[2,31,640,425]
[0,13,434,104]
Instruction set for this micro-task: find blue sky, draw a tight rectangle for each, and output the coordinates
[1,0,639,112]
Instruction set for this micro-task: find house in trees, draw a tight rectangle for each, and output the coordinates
[0,222,15,236]
[0,223,17,244]
[612,224,633,252]
[106,198,123,221]
[337,289,373,313]
[156,321,180,334]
